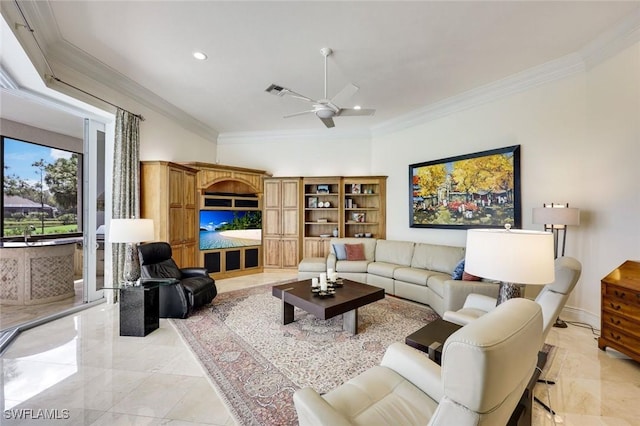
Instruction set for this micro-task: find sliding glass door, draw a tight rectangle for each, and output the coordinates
[83,119,111,302]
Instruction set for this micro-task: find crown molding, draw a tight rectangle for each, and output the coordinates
[5,0,219,142]
[218,127,372,145]
[0,68,18,90]
[371,53,586,137]
[579,7,640,69]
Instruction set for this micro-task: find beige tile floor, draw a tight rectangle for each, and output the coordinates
[1,271,639,425]
[0,280,85,331]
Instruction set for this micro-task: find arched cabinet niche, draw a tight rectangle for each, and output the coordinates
[185,162,270,279]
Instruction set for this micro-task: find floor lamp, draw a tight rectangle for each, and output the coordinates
[532,203,580,327]
[465,225,555,305]
[109,218,155,286]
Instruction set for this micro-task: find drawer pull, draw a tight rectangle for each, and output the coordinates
[614,290,626,298]
[610,332,621,341]
[609,302,621,310]
[609,318,621,325]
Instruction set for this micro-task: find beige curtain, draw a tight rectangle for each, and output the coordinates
[111,108,141,287]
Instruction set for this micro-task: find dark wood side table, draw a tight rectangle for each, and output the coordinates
[405,318,461,364]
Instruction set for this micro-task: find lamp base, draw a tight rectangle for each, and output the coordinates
[553,317,568,328]
[496,282,522,305]
[122,242,141,286]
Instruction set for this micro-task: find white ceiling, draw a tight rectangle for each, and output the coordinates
[1,1,639,138]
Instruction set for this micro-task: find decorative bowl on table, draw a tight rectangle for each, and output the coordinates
[313,289,336,298]
[319,234,331,238]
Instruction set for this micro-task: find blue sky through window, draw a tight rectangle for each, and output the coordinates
[3,138,73,186]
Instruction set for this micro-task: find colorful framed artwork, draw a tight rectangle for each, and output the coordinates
[409,145,521,229]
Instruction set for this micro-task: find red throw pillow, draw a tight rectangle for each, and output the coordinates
[345,243,366,261]
[462,271,481,281]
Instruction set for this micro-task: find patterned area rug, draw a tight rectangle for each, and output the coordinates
[170,282,440,425]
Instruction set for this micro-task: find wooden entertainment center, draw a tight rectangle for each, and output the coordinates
[141,161,270,279]
[141,163,387,278]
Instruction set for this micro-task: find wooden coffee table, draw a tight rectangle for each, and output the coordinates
[272,279,385,334]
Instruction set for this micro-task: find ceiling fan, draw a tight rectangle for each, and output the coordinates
[265,47,375,128]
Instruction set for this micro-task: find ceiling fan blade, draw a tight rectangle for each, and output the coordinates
[338,108,375,117]
[288,92,316,103]
[284,110,316,118]
[265,84,316,103]
[319,117,335,128]
[331,83,359,105]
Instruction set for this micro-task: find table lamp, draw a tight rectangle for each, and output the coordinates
[109,218,154,285]
[465,225,555,305]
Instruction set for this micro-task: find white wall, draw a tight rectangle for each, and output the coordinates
[220,42,640,325]
[137,108,217,162]
[217,133,372,176]
[373,43,639,323]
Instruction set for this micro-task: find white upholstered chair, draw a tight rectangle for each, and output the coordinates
[443,256,581,342]
[293,298,543,426]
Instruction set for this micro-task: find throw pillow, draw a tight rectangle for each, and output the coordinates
[462,271,481,281]
[451,259,465,280]
[333,244,347,260]
[345,243,366,261]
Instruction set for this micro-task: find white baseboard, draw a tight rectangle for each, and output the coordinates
[560,306,600,331]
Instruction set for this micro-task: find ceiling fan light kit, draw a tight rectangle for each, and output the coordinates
[265,47,375,128]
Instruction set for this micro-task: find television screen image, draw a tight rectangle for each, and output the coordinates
[199,210,262,250]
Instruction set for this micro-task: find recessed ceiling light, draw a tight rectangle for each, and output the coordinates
[353,105,362,110]
[193,51,208,60]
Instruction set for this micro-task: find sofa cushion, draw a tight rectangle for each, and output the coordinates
[345,243,366,260]
[411,243,465,274]
[333,244,347,260]
[451,259,465,280]
[336,259,370,273]
[330,238,377,261]
[367,261,400,279]
[462,271,482,281]
[426,272,454,298]
[394,267,436,286]
[375,240,415,266]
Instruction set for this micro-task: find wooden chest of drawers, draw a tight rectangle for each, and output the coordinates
[598,260,640,363]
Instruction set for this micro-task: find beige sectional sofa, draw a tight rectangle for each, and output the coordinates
[319,238,500,316]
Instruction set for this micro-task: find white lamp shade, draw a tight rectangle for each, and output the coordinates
[532,207,580,227]
[109,218,154,243]
[465,228,555,285]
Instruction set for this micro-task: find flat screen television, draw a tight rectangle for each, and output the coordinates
[199,210,262,250]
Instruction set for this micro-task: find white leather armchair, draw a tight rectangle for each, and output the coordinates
[293,298,543,426]
[443,256,581,342]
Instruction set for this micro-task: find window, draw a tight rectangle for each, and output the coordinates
[1,136,82,239]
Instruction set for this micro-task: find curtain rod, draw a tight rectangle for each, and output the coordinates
[13,0,145,121]
[48,75,145,121]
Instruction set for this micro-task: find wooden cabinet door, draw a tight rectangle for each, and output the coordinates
[183,171,196,208]
[263,238,282,268]
[264,180,282,209]
[281,238,299,268]
[282,179,300,238]
[169,168,183,207]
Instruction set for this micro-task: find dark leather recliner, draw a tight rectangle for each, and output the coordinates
[138,242,217,318]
